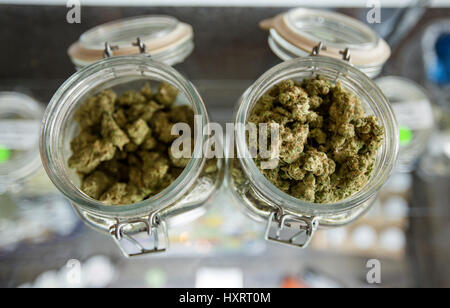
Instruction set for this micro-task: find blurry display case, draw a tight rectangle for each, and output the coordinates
[0,4,449,288]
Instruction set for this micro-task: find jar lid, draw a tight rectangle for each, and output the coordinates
[68,15,194,68]
[0,92,43,191]
[260,8,391,78]
[375,76,434,172]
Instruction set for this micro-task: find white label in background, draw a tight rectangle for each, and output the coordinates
[195,267,243,288]
[392,100,434,131]
[0,120,41,150]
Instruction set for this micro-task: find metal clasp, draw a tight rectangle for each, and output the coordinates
[339,48,351,63]
[310,42,352,63]
[103,37,149,59]
[132,37,147,54]
[265,208,319,248]
[103,42,119,58]
[310,41,327,56]
[109,212,168,258]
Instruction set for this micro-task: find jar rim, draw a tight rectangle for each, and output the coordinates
[235,56,399,216]
[40,55,208,218]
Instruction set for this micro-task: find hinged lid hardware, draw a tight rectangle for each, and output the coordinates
[103,37,149,59]
[265,206,319,248]
[310,42,352,64]
[340,48,352,63]
[310,42,327,56]
[309,43,353,81]
[132,37,147,54]
[109,211,168,258]
[103,42,119,58]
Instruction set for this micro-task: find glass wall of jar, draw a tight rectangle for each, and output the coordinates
[227,56,399,248]
[41,16,223,258]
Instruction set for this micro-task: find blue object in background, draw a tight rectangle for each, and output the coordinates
[429,33,450,85]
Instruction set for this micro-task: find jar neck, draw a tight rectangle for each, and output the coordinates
[41,56,209,218]
[235,56,399,217]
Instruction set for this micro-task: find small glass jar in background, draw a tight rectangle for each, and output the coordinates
[0,92,79,253]
[418,19,450,179]
[0,92,42,193]
[227,8,399,248]
[375,76,435,172]
[41,16,224,258]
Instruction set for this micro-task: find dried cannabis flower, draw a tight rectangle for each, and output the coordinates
[68,82,195,206]
[248,75,384,203]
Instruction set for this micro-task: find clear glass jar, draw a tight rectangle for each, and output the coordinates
[375,76,435,172]
[40,55,224,257]
[227,56,399,248]
[0,92,42,193]
[0,92,79,253]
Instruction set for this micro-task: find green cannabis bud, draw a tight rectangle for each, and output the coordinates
[68,82,195,206]
[247,75,384,203]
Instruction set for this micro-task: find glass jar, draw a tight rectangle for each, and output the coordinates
[41,16,223,258]
[0,92,79,253]
[375,76,435,172]
[0,92,42,193]
[227,56,399,248]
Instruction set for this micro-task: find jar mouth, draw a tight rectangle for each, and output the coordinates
[235,56,399,217]
[40,56,208,218]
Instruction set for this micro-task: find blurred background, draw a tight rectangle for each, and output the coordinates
[0,0,449,288]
